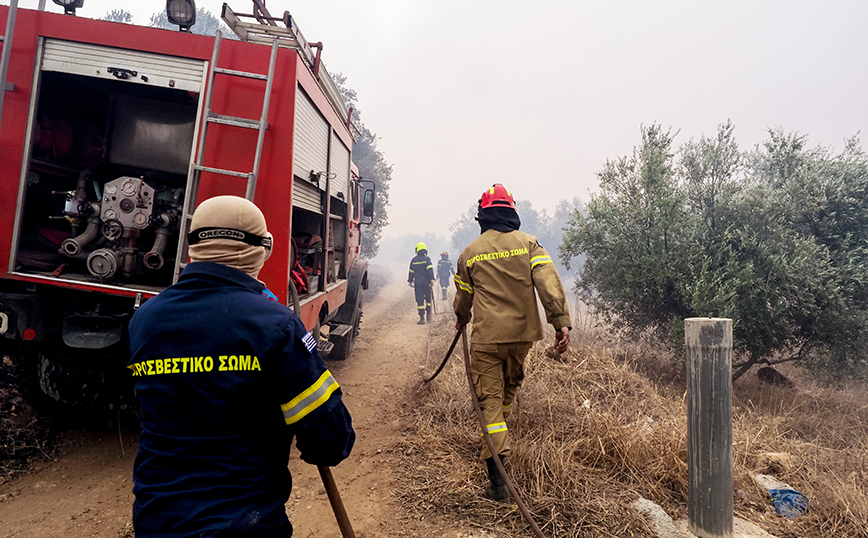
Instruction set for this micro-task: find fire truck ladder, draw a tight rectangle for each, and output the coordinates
[0,0,19,138]
[174,30,279,283]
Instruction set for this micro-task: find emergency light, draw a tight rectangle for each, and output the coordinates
[52,0,84,15]
[166,0,197,32]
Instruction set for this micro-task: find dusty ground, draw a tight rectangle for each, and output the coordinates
[0,266,484,538]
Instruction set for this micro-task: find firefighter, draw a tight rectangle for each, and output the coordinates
[408,242,435,324]
[437,251,455,300]
[453,184,571,502]
[127,196,354,538]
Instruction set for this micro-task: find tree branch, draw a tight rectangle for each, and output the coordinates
[732,353,761,382]
[766,355,800,366]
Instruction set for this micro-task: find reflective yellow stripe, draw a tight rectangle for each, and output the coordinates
[281,371,339,425]
[530,255,553,269]
[454,275,473,294]
[481,422,508,436]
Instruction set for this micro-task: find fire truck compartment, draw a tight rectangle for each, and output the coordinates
[11,56,202,293]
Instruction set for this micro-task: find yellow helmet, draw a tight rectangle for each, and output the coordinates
[415,242,428,253]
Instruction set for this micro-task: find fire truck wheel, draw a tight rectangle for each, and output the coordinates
[9,344,50,409]
[329,289,363,361]
[37,353,134,410]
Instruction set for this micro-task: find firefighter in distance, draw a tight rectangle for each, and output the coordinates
[127,196,354,538]
[453,184,571,502]
[437,250,456,300]
[408,242,436,324]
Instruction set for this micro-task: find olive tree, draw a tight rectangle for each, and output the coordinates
[561,124,692,337]
[561,122,868,381]
[333,74,392,259]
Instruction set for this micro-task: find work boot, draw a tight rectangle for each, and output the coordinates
[484,457,509,502]
[442,289,447,300]
[426,306,432,322]
[418,313,426,325]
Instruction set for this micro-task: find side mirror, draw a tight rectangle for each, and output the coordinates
[356,180,376,225]
[362,189,375,218]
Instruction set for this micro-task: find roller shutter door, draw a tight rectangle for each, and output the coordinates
[42,39,205,92]
[329,132,351,200]
[293,86,329,186]
[293,178,322,214]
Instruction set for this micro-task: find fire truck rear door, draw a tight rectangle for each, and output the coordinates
[41,39,206,92]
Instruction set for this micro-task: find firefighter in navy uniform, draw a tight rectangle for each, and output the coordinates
[408,242,435,324]
[453,184,571,502]
[127,196,354,538]
[437,251,455,301]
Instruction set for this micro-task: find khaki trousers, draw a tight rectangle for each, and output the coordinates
[470,341,532,460]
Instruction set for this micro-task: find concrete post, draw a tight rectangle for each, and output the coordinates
[685,318,733,538]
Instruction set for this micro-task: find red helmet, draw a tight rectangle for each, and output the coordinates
[479,184,515,209]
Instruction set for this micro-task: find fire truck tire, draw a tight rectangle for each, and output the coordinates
[329,288,363,361]
[37,353,134,410]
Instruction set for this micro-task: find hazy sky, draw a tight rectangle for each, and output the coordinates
[9,1,868,240]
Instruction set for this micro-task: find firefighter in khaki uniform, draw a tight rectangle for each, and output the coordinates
[453,184,571,502]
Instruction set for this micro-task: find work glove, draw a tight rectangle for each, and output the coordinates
[554,327,570,354]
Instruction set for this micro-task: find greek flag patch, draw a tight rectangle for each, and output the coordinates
[301,331,317,353]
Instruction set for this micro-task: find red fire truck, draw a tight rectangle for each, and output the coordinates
[0,2,373,407]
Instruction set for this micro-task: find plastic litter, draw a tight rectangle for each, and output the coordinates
[768,488,809,518]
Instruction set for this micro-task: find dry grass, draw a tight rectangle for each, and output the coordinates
[730,371,868,538]
[0,356,53,483]
[396,315,868,538]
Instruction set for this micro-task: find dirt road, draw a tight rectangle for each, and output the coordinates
[0,266,478,538]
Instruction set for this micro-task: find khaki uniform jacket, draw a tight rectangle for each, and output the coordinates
[453,229,571,344]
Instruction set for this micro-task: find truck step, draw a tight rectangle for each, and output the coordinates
[318,339,334,355]
[329,324,353,338]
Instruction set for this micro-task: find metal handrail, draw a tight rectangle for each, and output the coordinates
[222,3,355,137]
[0,0,19,139]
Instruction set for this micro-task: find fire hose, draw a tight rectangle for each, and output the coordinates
[422,330,461,384]
[425,327,547,537]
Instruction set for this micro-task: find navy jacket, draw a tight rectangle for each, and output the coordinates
[127,262,354,537]
[408,253,435,285]
[437,258,455,283]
